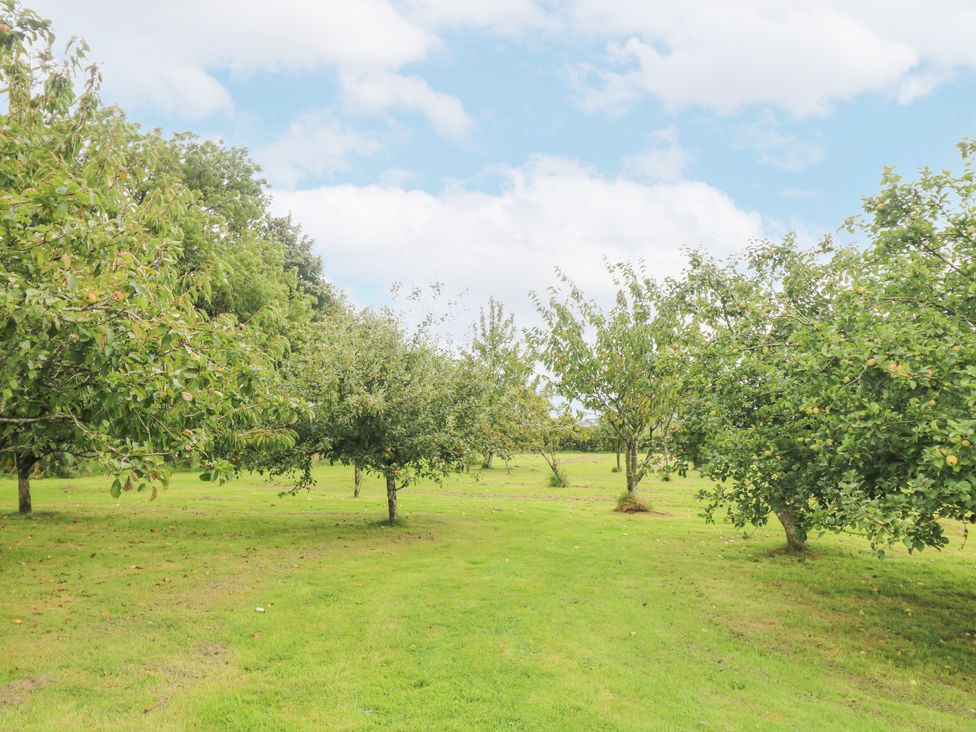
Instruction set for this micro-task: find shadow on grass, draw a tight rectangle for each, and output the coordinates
[750,544,825,561]
[1,506,447,547]
[365,517,414,529]
[730,540,976,680]
[1,510,60,520]
[7,502,976,686]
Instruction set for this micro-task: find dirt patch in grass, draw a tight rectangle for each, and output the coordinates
[0,676,50,707]
[151,642,232,684]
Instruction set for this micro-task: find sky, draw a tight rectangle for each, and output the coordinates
[31,0,976,331]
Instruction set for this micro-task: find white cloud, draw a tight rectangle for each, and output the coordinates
[566,1,976,115]
[896,69,952,105]
[30,0,976,131]
[255,112,382,189]
[622,127,691,182]
[340,71,473,140]
[732,113,826,172]
[269,156,763,329]
[571,4,918,117]
[32,0,440,119]
[400,0,553,33]
[101,47,234,118]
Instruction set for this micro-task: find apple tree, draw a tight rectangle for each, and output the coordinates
[522,395,585,488]
[529,262,688,498]
[684,146,976,554]
[803,146,976,552]
[273,310,485,524]
[464,298,537,469]
[678,239,849,552]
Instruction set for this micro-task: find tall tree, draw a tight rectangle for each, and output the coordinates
[125,132,320,341]
[465,298,536,469]
[529,262,687,498]
[271,311,485,525]
[806,146,976,552]
[679,239,845,552]
[259,214,338,314]
[0,2,293,512]
[681,145,976,555]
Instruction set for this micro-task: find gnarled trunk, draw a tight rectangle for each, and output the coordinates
[482,452,494,469]
[353,464,363,497]
[17,452,35,515]
[774,505,807,553]
[385,471,398,525]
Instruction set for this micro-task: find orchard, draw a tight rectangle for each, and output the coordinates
[2,2,974,729]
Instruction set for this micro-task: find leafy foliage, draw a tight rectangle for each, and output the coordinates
[464,298,537,468]
[527,400,583,488]
[530,262,688,496]
[270,310,485,523]
[811,147,976,552]
[0,2,295,511]
[680,144,976,554]
[678,238,846,552]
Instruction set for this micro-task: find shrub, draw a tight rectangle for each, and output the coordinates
[548,467,569,488]
[615,492,651,513]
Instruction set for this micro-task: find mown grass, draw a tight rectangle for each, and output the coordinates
[1,453,974,730]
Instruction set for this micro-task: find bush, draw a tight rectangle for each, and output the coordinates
[547,467,569,488]
[615,492,651,513]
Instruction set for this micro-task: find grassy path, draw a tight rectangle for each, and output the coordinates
[1,454,974,729]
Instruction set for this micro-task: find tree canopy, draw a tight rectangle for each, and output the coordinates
[530,262,689,497]
[267,310,486,524]
[464,298,537,469]
[0,3,301,512]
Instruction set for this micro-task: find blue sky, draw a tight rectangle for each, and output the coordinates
[32,1,976,327]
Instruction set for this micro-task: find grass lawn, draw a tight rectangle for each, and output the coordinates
[1,453,974,730]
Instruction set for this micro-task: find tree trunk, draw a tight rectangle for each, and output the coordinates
[615,445,621,471]
[624,440,639,494]
[16,452,35,515]
[482,452,494,469]
[540,448,564,486]
[385,471,398,525]
[353,464,362,497]
[774,505,807,553]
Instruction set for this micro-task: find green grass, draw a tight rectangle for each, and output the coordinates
[1,453,974,730]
